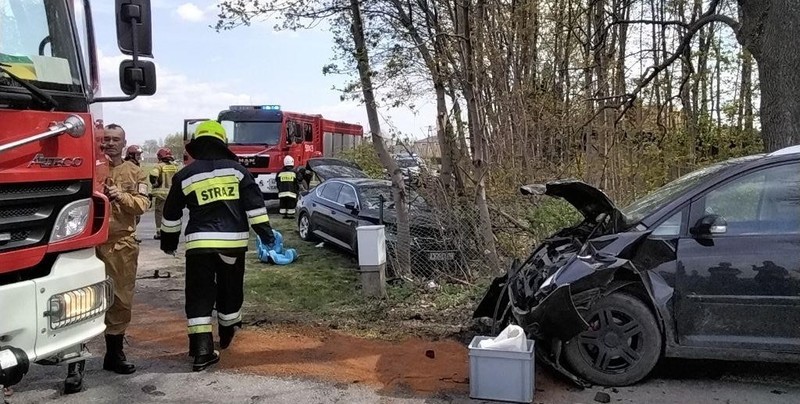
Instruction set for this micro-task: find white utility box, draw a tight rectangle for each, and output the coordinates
[468,336,535,403]
[355,225,387,298]
[356,225,386,266]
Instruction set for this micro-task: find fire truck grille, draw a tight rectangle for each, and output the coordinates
[0,180,92,253]
[10,230,29,242]
[0,207,39,219]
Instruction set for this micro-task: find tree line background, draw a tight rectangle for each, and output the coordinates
[184,0,790,281]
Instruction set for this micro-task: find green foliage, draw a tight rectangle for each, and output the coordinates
[163,132,185,160]
[336,142,385,179]
[525,198,583,241]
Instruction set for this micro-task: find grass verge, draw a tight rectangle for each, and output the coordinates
[241,215,495,341]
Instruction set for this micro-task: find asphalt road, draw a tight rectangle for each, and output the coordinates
[7,208,800,403]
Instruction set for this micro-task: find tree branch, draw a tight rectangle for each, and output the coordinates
[614,13,740,123]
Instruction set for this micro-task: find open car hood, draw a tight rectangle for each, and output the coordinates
[304,158,370,181]
[520,180,622,221]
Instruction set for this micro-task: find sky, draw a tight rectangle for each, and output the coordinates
[91,0,437,146]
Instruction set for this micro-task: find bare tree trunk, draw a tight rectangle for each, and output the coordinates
[453,0,501,270]
[390,0,457,190]
[740,49,754,134]
[739,0,800,151]
[348,0,410,274]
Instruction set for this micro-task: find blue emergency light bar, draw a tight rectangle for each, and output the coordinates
[229,105,281,111]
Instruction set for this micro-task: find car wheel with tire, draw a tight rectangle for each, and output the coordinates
[563,292,662,387]
[298,213,316,242]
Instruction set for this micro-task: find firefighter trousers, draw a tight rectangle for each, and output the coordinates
[97,237,139,335]
[279,196,297,216]
[185,252,245,353]
[154,196,166,233]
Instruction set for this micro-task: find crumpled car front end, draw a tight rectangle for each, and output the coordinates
[474,181,655,386]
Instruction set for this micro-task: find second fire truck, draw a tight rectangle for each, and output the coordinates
[183,105,364,198]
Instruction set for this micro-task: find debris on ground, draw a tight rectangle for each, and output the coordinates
[316,242,325,248]
[772,389,786,395]
[426,350,435,359]
[594,391,611,403]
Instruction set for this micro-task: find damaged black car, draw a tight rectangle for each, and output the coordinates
[474,145,800,387]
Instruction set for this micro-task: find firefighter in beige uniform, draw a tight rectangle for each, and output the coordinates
[63,124,150,394]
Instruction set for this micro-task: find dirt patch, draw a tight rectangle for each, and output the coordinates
[125,301,469,396]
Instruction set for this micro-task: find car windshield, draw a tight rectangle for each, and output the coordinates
[312,164,369,180]
[359,185,428,211]
[220,121,282,145]
[621,155,764,223]
[0,0,82,93]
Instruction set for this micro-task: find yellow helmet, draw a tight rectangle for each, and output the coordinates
[194,120,227,143]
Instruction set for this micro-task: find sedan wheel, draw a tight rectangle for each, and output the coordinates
[564,292,661,386]
[298,214,315,241]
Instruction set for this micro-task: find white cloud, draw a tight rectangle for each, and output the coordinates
[176,3,205,22]
[96,51,263,143]
[94,48,437,144]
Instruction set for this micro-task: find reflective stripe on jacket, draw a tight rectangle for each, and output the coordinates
[277,166,299,199]
[159,159,273,254]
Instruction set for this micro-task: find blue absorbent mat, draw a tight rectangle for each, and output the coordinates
[256,229,298,265]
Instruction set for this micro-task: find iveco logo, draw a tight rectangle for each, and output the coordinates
[28,153,84,168]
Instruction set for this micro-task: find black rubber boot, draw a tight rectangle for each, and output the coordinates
[103,334,136,374]
[63,360,85,394]
[190,332,219,372]
[219,322,242,350]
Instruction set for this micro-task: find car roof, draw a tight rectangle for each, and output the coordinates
[767,144,800,157]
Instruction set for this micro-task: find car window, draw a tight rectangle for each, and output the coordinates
[337,185,357,206]
[315,183,326,197]
[652,209,684,237]
[702,163,800,235]
[321,182,344,202]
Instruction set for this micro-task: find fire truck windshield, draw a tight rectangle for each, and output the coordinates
[0,0,82,94]
[221,120,282,145]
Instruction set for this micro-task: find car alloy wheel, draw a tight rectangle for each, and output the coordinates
[564,292,661,386]
[299,214,312,241]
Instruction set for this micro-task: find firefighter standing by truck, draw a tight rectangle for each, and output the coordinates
[150,147,178,239]
[67,124,149,390]
[159,120,275,371]
[277,156,300,218]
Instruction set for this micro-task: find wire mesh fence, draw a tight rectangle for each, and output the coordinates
[382,172,530,284]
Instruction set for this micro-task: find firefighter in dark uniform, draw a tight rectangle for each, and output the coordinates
[277,155,299,218]
[159,120,275,371]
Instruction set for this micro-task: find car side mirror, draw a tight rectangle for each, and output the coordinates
[691,214,727,237]
[119,60,156,96]
[115,0,153,57]
[344,202,358,212]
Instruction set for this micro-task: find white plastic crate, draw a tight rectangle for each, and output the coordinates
[468,336,535,403]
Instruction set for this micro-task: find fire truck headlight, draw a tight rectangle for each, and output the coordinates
[47,278,114,330]
[50,198,91,242]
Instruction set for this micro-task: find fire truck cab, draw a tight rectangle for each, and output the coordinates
[0,0,157,390]
[183,105,364,199]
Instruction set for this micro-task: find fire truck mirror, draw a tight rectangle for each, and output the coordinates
[119,60,157,96]
[115,0,154,58]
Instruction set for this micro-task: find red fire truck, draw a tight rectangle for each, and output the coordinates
[0,0,156,389]
[183,105,364,198]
